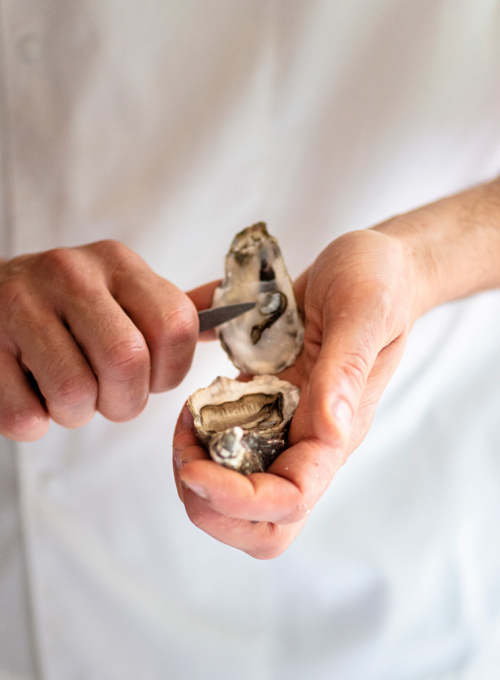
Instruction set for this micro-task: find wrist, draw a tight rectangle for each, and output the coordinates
[370,215,436,323]
[372,177,500,319]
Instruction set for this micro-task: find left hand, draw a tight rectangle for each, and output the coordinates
[174,227,421,558]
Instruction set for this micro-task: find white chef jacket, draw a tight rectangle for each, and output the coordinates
[1,2,500,679]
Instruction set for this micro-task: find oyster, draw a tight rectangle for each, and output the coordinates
[188,375,300,475]
[212,222,304,374]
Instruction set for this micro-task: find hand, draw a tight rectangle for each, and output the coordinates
[173,227,421,559]
[0,240,198,441]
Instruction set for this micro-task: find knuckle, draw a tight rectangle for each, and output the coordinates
[93,239,137,268]
[94,238,128,257]
[162,306,198,349]
[101,337,149,382]
[338,350,370,392]
[280,501,310,525]
[36,247,93,294]
[37,247,76,275]
[92,240,148,290]
[0,277,32,322]
[51,373,97,409]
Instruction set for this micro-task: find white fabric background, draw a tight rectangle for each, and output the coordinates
[1,1,500,678]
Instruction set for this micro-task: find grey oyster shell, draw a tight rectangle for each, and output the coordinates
[212,222,304,374]
[188,376,300,475]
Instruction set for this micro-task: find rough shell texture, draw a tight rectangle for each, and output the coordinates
[212,222,304,374]
[188,375,300,475]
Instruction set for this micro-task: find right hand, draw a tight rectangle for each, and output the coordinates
[173,175,500,559]
[0,240,199,441]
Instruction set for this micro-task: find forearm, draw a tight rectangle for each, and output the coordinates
[373,177,500,319]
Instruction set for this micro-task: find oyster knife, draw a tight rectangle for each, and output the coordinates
[198,302,256,333]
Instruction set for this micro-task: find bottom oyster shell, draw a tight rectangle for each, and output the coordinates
[188,375,300,475]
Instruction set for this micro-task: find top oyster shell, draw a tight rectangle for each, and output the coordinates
[212,222,304,374]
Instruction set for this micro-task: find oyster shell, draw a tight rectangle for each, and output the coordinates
[212,222,304,374]
[188,375,300,475]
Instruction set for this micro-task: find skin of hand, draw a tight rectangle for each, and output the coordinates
[173,178,500,560]
[0,240,199,441]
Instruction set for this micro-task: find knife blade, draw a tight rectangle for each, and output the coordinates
[198,302,256,333]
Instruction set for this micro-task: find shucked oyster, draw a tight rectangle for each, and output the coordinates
[212,222,304,374]
[188,376,300,475]
[186,223,303,474]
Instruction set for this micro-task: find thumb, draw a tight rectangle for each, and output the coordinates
[186,279,221,311]
[299,309,386,450]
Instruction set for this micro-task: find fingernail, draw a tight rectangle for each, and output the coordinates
[182,481,209,500]
[332,399,353,432]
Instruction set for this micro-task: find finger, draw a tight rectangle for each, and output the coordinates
[7,301,99,428]
[61,290,151,422]
[181,489,306,559]
[111,268,199,393]
[186,279,222,311]
[179,437,336,525]
[172,404,208,501]
[0,349,49,441]
[52,241,197,396]
[106,246,200,397]
[172,405,207,466]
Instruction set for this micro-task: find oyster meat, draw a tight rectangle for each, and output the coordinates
[212,222,304,374]
[188,375,300,475]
